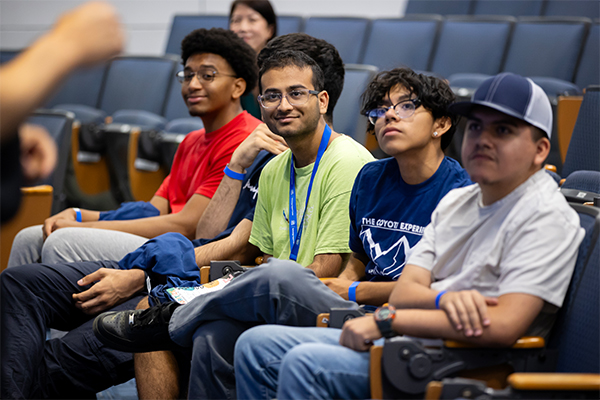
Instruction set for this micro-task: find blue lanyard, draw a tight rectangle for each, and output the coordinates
[288,124,332,261]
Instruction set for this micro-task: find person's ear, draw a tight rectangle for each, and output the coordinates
[231,78,247,100]
[432,116,452,138]
[533,136,551,168]
[318,90,329,116]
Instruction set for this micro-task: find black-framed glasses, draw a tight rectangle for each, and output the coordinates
[366,98,422,125]
[176,68,237,84]
[258,89,320,109]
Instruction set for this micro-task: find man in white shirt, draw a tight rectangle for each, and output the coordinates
[233,72,585,400]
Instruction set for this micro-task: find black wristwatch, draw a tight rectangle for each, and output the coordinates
[374,304,396,338]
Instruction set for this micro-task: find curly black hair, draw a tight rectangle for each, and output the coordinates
[257,49,325,93]
[360,68,458,151]
[181,28,258,96]
[257,33,344,124]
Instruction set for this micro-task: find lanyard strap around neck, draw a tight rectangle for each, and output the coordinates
[288,124,332,261]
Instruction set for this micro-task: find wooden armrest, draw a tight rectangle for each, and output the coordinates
[425,381,443,400]
[200,266,210,284]
[444,336,544,349]
[508,373,600,391]
[21,185,53,194]
[544,164,557,173]
[316,313,330,327]
[370,345,383,400]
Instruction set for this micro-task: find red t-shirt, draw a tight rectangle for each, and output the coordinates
[155,111,261,213]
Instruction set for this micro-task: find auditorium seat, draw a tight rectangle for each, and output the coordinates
[404,0,475,15]
[472,0,544,16]
[502,17,591,82]
[165,15,229,55]
[277,15,304,35]
[574,21,600,89]
[303,17,371,64]
[44,64,108,109]
[429,16,515,79]
[543,0,600,19]
[361,15,442,72]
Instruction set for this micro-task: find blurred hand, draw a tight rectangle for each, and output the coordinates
[52,1,124,67]
[228,124,288,172]
[438,290,498,337]
[19,124,57,184]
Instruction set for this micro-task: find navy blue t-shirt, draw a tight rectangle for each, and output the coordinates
[349,156,472,282]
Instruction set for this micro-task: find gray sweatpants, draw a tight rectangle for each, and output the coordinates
[7,225,149,267]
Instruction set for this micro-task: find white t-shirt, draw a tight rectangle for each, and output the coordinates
[408,169,585,338]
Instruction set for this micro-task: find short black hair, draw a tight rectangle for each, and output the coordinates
[230,0,277,39]
[257,33,344,123]
[360,68,458,151]
[257,49,325,94]
[181,28,257,96]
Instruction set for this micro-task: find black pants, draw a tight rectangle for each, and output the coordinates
[1,261,144,399]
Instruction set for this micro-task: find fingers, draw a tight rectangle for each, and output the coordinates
[77,268,104,287]
[440,290,492,337]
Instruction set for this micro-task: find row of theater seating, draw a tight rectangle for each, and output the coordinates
[165,14,599,90]
[404,0,600,18]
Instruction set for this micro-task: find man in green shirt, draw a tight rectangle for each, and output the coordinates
[95,49,374,398]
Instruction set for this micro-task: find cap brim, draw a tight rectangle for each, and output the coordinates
[449,100,530,123]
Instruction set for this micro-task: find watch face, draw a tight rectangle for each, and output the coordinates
[377,309,391,320]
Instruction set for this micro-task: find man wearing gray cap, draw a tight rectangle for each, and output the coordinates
[233,72,586,400]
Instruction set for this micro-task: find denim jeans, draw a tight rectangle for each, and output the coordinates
[167,258,357,399]
[235,325,374,400]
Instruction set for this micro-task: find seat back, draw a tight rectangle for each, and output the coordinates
[277,16,303,35]
[547,203,600,373]
[430,16,515,79]
[163,71,190,121]
[472,0,544,16]
[361,16,442,72]
[562,86,600,176]
[165,15,229,55]
[303,17,371,64]
[26,109,75,214]
[543,0,600,19]
[404,0,475,15]
[575,22,600,89]
[44,64,108,108]
[332,64,379,146]
[98,56,178,116]
[502,17,590,82]
[0,49,20,64]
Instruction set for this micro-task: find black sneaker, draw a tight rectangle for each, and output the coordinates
[93,301,181,353]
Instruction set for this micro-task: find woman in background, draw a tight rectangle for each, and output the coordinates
[229,0,277,117]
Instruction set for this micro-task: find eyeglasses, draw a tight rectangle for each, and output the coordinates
[258,89,320,109]
[366,98,422,125]
[176,68,237,84]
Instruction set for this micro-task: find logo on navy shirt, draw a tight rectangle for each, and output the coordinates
[360,218,425,279]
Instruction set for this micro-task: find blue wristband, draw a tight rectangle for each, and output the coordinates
[435,290,447,309]
[223,164,245,181]
[348,281,360,302]
[73,208,82,223]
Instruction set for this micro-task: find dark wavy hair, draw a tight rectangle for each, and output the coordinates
[360,68,458,151]
[230,0,277,39]
[258,50,325,96]
[181,28,258,96]
[257,33,344,124]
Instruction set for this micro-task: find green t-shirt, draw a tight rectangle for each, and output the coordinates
[249,134,375,267]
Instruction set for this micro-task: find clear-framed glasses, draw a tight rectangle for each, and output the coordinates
[257,89,320,109]
[176,68,237,84]
[366,98,422,125]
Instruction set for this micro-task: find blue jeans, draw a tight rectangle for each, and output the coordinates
[0,261,143,399]
[168,259,357,399]
[235,325,374,399]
